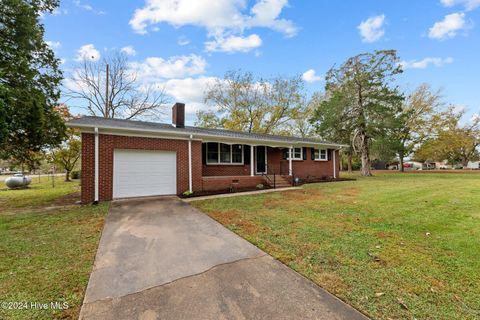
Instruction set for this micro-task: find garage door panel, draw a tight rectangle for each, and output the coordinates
[113,150,177,198]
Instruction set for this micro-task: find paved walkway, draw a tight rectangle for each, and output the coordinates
[182,186,301,202]
[80,197,368,320]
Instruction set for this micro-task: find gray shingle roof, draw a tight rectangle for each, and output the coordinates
[67,116,347,147]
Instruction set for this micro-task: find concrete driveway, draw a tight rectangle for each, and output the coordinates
[80,197,368,320]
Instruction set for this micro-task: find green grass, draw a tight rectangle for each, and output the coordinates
[193,172,480,320]
[0,177,109,319]
[0,175,80,211]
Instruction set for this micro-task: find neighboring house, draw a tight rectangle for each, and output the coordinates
[67,103,347,203]
[403,161,423,170]
[434,161,452,170]
[467,161,480,169]
[422,161,436,170]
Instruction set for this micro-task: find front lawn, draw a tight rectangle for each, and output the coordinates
[193,172,480,319]
[0,177,109,319]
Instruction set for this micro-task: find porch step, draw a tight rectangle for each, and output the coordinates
[263,175,292,188]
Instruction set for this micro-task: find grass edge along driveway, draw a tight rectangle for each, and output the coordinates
[192,173,480,320]
[0,177,109,320]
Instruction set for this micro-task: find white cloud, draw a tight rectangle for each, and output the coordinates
[205,34,262,53]
[358,15,386,43]
[51,8,68,15]
[163,76,217,111]
[121,46,137,56]
[143,77,219,116]
[302,69,322,82]
[400,57,454,69]
[246,0,297,37]
[428,12,469,40]
[129,0,297,52]
[131,54,207,80]
[177,36,190,46]
[74,0,105,15]
[75,44,101,62]
[440,0,480,11]
[46,41,61,50]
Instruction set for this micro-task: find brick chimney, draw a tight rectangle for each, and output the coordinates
[172,102,185,128]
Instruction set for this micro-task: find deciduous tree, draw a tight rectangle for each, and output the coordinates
[0,0,65,166]
[312,50,404,176]
[375,84,442,171]
[415,107,480,166]
[51,135,81,181]
[198,70,307,135]
[66,52,169,120]
[310,91,356,172]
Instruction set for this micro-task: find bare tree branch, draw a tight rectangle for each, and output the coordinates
[65,51,170,120]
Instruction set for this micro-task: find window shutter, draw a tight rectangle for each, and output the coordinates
[202,143,207,164]
[302,147,307,160]
[282,149,288,160]
[311,148,315,160]
[328,149,332,161]
[244,145,250,165]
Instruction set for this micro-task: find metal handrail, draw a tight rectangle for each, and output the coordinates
[261,164,276,189]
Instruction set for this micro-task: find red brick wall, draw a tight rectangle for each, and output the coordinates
[202,164,251,176]
[267,147,340,179]
[202,176,264,191]
[80,132,341,203]
[80,133,203,203]
[81,133,95,204]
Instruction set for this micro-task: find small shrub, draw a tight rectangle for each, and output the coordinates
[256,184,264,190]
[71,170,81,179]
[182,190,193,197]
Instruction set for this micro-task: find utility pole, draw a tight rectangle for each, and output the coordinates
[105,63,109,117]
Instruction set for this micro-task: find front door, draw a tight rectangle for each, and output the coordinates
[255,146,267,174]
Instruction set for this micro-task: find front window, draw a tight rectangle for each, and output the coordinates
[206,143,243,164]
[232,145,243,163]
[207,143,219,163]
[287,147,303,160]
[220,143,231,163]
[314,148,328,161]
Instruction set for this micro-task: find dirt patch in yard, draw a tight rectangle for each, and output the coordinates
[52,191,81,206]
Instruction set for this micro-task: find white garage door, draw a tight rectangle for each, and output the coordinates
[113,149,177,198]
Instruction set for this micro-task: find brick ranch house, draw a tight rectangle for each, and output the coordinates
[67,103,347,204]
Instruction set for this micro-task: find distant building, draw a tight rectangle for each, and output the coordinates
[466,161,480,169]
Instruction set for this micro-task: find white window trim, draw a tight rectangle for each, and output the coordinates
[314,148,328,161]
[206,142,244,165]
[287,147,303,160]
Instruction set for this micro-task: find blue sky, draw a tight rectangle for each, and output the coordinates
[43,0,480,124]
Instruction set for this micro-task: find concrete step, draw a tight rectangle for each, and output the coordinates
[265,176,290,183]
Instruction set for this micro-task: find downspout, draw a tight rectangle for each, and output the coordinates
[94,127,99,205]
[188,135,193,193]
[288,147,293,176]
[250,145,254,176]
[333,149,337,179]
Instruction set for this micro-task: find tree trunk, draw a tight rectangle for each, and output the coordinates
[347,153,353,173]
[65,170,71,182]
[399,152,404,172]
[359,132,372,176]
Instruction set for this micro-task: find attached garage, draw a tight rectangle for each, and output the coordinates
[113,149,177,199]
